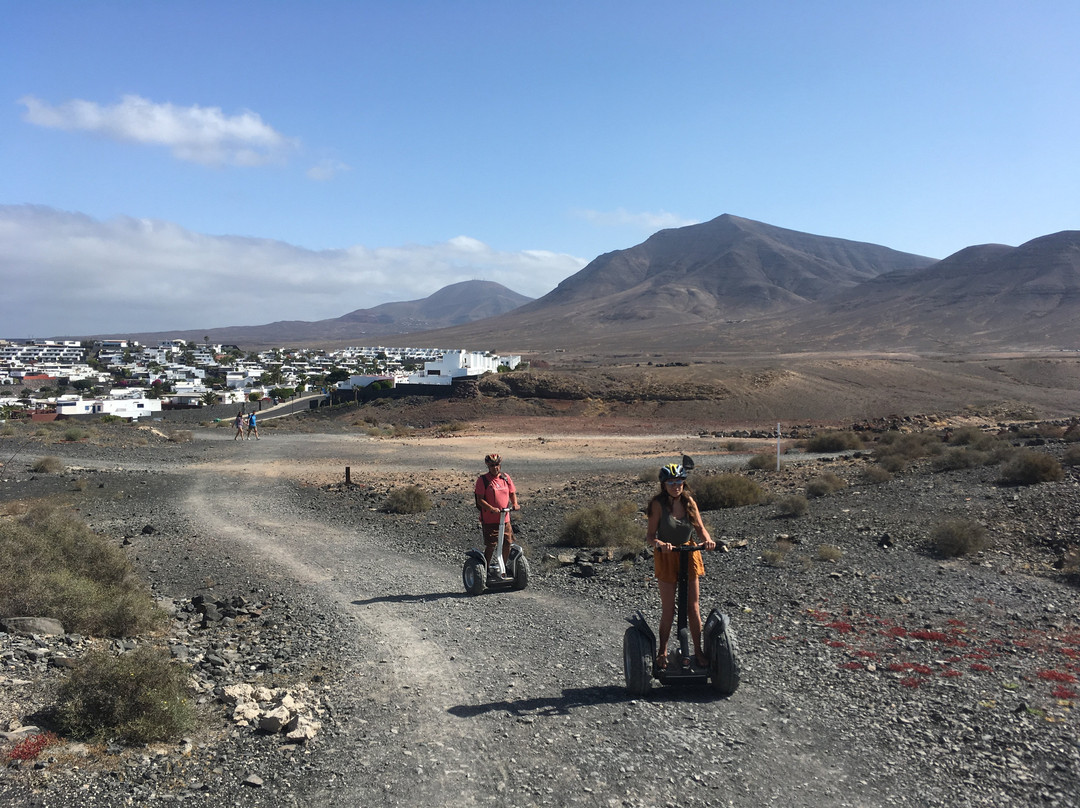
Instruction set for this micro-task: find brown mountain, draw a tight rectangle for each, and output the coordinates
[529,214,935,320]
[391,214,940,351]
[92,280,532,349]
[750,230,1080,352]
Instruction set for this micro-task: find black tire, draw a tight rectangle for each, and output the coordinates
[511,554,530,590]
[462,559,486,596]
[623,626,653,696]
[708,615,741,695]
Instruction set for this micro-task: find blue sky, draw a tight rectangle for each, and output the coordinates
[3,1,1079,337]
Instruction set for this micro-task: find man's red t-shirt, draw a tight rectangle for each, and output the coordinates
[475,472,515,524]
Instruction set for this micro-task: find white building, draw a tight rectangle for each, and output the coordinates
[404,350,521,386]
[56,396,162,419]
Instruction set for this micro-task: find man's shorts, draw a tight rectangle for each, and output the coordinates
[482,520,514,549]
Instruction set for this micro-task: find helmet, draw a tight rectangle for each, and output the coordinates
[484,453,501,465]
[659,463,686,483]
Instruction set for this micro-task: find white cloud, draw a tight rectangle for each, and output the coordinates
[576,207,699,232]
[306,159,352,181]
[0,205,586,337]
[19,94,298,167]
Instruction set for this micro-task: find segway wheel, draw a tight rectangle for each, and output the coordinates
[462,559,486,596]
[511,554,530,591]
[707,614,742,695]
[623,626,653,696]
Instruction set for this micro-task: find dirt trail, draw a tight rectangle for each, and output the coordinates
[165,432,903,807]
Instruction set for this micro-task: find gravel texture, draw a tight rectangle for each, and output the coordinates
[1,413,1079,807]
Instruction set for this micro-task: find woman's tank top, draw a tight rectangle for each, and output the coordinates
[657,498,695,544]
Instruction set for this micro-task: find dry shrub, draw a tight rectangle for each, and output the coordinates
[55,645,196,744]
[816,544,843,562]
[746,453,780,471]
[946,427,1001,450]
[874,431,943,465]
[805,472,845,498]
[31,455,65,473]
[557,501,642,550]
[776,495,808,518]
[931,518,989,557]
[997,451,1064,486]
[862,465,893,484]
[932,447,992,472]
[1063,547,1079,578]
[1062,446,1080,467]
[0,503,164,636]
[166,430,193,443]
[804,431,864,453]
[761,539,793,567]
[382,485,432,514]
[636,467,657,483]
[694,474,767,510]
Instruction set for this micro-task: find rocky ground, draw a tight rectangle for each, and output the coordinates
[0,406,1078,807]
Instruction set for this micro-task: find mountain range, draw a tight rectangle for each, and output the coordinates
[94,280,533,348]
[98,214,1080,354]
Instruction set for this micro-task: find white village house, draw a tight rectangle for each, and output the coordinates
[55,394,162,419]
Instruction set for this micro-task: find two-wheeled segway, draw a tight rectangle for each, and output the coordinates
[462,508,530,595]
[623,541,741,696]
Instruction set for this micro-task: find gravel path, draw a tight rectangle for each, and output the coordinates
[1,419,1078,806]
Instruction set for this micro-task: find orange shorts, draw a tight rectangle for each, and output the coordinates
[653,544,704,584]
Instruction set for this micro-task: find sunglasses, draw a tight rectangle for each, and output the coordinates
[665,479,685,486]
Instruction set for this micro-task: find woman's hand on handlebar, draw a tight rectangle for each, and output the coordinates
[702,537,716,551]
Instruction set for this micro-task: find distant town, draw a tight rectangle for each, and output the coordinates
[0,338,522,420]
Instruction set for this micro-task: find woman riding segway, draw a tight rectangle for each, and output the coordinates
[646,461,715,670]
[623,456,741,696]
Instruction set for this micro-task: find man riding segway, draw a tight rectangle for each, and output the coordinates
[462,453,530,595]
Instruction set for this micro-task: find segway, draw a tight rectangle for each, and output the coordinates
[623,542,741,696]
[463,508,530,595]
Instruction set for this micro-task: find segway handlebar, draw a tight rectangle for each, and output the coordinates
[658,541,713,552]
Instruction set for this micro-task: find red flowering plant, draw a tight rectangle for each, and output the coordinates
[5,731,60,763]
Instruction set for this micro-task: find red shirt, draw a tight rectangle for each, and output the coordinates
[475,472,515,524]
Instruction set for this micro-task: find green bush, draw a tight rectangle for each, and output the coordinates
[0,504,164,637]
[55,646,196,744]
[383,485,432,514]
[931,518,989,557]
[745,453,780,471]
[31,456,64,473]
[997,451,1064,486]
[694,474,767,510]
[557,501,642,550]
[805,472,845,498]
[804,431,864,453]
[776,495,808,518]
[63,427,88,442]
